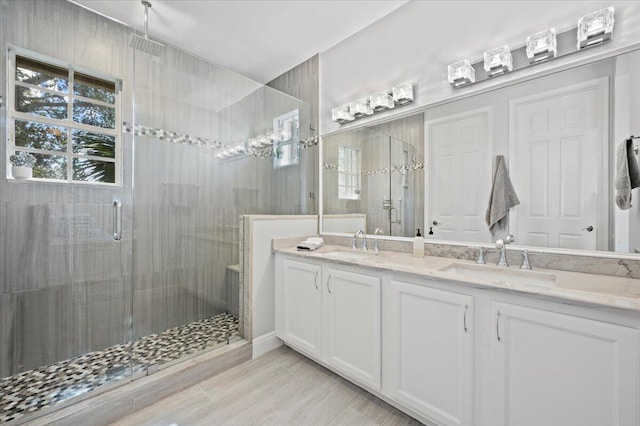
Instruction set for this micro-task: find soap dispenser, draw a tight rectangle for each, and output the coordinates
[413,228,424,257]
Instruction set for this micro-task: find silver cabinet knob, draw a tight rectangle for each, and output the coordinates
[582,225,594,232]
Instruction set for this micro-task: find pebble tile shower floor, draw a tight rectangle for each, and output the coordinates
[0,313,240,423]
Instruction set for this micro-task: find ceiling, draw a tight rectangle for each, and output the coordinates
[70,0,408,84]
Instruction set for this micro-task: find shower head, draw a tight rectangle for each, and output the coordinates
[128,0,164,57]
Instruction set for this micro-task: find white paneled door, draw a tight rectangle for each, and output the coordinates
[509,78,608,250]
[325,268,381,389]
[492,302,640,426]
[280,259,322,358]
[386,280,473,426]
[425,107,492,243]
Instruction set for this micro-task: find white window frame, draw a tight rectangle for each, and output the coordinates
[338,145,361,200]
[6,47,123,186]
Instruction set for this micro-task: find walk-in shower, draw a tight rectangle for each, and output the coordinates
[0,1,313,423]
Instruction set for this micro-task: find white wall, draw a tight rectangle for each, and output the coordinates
[319,1,640,135]
[248,215,318,356]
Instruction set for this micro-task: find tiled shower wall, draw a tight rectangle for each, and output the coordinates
[0,0,315,378]
[267,54,320,215]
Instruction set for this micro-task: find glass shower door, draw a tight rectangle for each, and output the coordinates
[0,146,134,422]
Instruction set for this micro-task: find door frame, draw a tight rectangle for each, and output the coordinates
[508,77,609,251]
[424,106,494,241]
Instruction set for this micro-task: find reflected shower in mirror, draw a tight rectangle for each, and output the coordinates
[322,48,640,254]
[322,115,424,237]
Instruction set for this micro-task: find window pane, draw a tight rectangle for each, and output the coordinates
[16,56,68,93]
[73,100,115,129]
[15,86,67,119]
[74,73,115,104]
[15,120,67,152]
[338,186,346,199]
[31,153,67,180]
[72,130,115,158]
[73,158,116,183]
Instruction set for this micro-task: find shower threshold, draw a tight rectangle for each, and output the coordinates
[0,312,240,424]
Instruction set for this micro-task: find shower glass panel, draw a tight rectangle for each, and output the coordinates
[130,43,312,372]
[0,7,135,420]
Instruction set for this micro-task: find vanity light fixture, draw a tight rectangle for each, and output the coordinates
[332,83,414,124]
[526,28,557,64]
[332,105,355,123]
[350,98,374,118]
[484,45,513,77]
[392,82,414,105]
[369,92,395,112]
[577,6,614,49]
[448,5,615,89]
[447,60,475,87]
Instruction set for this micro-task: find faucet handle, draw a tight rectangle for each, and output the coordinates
[476,247,486,264]
[373,228,383,253]
[520,250,532,270]
[505,234,515,244]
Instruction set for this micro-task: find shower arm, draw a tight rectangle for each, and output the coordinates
[142,0,151,39]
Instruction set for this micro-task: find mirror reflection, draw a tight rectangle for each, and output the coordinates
[322,49,640,254]
[323,115,424,238]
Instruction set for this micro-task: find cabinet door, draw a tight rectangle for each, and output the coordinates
[280,259,322,358]
[325,268,381,389]
[387,280,473,426]
[493,302,640,426]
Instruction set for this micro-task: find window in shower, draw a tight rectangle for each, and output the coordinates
[7,49,122,184]
[338,145,361,200]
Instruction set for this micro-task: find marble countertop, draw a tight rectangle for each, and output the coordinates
[275,244,640,313]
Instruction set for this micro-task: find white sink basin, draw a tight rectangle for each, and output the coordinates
[316,249,377,262]
[439,263,557,288]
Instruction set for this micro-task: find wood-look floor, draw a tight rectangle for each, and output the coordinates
[113,345,421,426]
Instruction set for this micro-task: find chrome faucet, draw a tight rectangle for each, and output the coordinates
[495,234,515,267]
[520,250,532,270]
[373,228,383,253]
[353,230,368,251]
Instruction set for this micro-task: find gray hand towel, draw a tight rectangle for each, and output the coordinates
[485,155,520,235]
[615,138,640,210]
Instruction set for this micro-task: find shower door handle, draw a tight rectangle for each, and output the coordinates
[113,199,122,241]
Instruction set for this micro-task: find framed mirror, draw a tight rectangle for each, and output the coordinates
[320,48,640,255]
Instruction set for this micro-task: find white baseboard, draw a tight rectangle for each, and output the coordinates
[252,331,283,358]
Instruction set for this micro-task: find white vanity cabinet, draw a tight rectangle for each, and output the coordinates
[385,280,473,425]
[386,279,474,426]
[278,258,322,358]
[492,302,640,426]
[276,255,382,389]
[325,267,381,389]
[275,252,640,426]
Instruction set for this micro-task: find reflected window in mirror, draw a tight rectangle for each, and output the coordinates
[338,145,361,200]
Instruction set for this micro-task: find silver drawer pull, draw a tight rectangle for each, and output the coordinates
[327,275,332,294]
[496,310,501,342]
[314,271,319,290]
